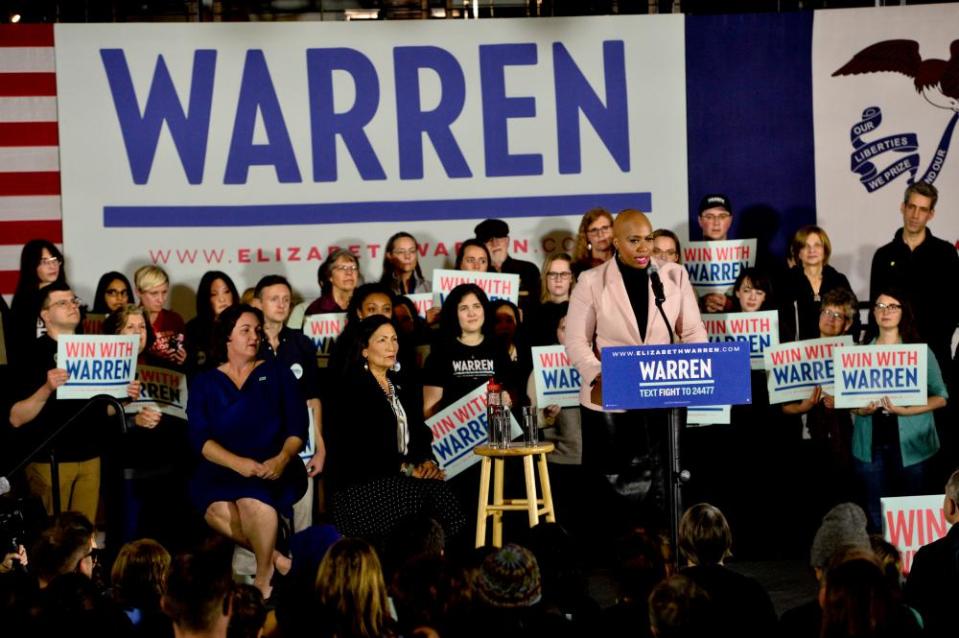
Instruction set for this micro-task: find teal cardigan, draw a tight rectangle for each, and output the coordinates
[851,344,948,467]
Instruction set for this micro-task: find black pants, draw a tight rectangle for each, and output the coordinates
[580,406,668,537]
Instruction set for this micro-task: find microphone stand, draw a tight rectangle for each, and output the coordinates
[2,394,127,516]
[651,277,686,555]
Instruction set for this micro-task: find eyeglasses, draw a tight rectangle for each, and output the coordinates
[39,256,62,266]
[820,309,847,320]
[105,288,128,298]
[332,264,359,274]
[547,272,572,280]
[652,248,678,258]
[586,225,612,237]
[700,213,731,223]
[874,302,902,313]
[46,296,82,309]
[75,547,99,572]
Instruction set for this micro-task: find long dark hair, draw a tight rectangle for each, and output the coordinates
[489,298,527,350]
[439,284,493,344]
[195,271,239,326]
[380,232,425,289]
[346,314,397,373]
[211,304,263,364]
[454,239,491,270]
[345,283,395,324]
[12,239,66,311]
[732,267,775,311]
[92,271,134,314]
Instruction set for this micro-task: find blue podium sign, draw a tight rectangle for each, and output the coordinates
[601,343,752,410]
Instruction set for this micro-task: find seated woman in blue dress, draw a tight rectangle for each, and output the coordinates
[324,314,465,543]
[186,304,307,598]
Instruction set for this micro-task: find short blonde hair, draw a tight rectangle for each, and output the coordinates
[134,265,170,292]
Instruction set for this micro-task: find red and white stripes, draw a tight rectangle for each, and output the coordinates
[0,24,62,298]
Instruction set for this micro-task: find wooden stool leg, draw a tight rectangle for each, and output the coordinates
[537,453,556,523]
[492,458,505,547]
[475,457,492,548]
[523,455,539,528]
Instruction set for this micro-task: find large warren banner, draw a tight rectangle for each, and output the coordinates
[54,18,689,309]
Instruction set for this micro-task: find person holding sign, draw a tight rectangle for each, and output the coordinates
[186,305,307,599]
[9,283,140,522]
[423,284,516,418]
[852,290,948,531]
[104,305,189,546]
[696,195,736,314]
[324,315,464,541]
[566,210,706,535]
[454,239,492,272]
[380,232,432,295]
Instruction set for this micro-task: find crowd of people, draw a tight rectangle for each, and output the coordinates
[1,181,957,636]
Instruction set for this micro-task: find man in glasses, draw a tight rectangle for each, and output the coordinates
[869,182,959,376]
[782,287,860,520]
[475,218,541,316]
[695,194,737,313]
[8,282,135,521]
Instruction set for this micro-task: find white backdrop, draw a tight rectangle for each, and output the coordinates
[54,17,689,315]
[814,4,959,301]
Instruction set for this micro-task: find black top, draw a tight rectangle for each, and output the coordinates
[324,366,434,492]
[423,336,515,410]
[870,227,959,368]
[183,317,215,375]
[904,523,959,638]
[681,564,777,638]
[780,264,858,341]
[258,326,321,403]
[11,335,111,462]
[616,258,649,342]
[499,255,542,317]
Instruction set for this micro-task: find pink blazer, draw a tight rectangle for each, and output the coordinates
[565,258,708,411]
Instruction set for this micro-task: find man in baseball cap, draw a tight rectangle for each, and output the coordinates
[474,218,541,315]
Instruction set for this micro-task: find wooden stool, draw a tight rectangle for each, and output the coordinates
[474,442,556,548]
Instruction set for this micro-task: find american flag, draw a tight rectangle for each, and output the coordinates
[0,24,61,300]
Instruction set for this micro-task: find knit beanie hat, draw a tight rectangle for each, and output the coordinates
[810,502,870,569]
[477,543,542,608]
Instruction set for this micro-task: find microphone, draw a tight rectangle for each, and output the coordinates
[649,263,666,305]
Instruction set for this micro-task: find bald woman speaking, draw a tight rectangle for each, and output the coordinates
[565,209,706,533]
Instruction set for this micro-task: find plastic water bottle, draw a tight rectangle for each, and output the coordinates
[486,379,504,448]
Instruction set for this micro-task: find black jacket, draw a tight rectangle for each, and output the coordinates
[870,227,959,369]
[904,522,959,638]
[324,366,434,492]
[780,264,859,341]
